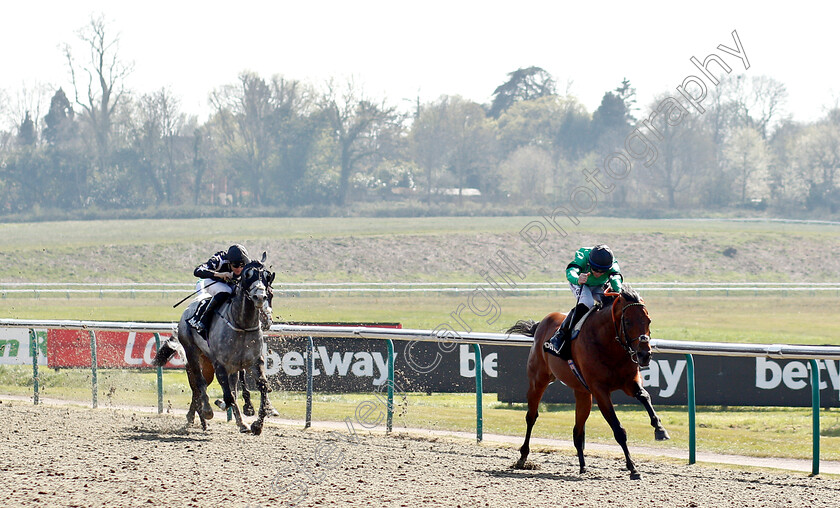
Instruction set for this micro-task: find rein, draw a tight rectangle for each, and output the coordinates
[611,300,650,364]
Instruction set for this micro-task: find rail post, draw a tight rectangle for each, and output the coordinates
[685,353,696,465]
[305,336,313,429]
[809,359,821,476]
[29,329,39,405]
[473,343,483,443]
[90,331,98,408]
[386,339,394,434]
[154,333,164,414]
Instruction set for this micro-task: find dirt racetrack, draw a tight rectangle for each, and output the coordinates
[2,401,839,508]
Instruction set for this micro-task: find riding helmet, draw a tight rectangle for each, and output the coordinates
[227,244,251,265]
[588,244,614,272]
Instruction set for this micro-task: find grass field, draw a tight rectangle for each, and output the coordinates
[1,292,837,344]
[1,216,839,465]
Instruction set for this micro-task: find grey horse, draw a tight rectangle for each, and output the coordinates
[155,254,274,435]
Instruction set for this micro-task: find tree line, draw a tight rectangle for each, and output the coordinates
[1,17,838,217]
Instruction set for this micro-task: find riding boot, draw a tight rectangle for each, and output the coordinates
[543,303,589,359]
[193,292,230,340]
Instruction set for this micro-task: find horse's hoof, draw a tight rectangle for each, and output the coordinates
[655,428,670,441]
[579,467,587,474]
[201,420,207,431]
[239,426,251,434]
[243,404,255,417]
[630,470,641,480]
[251,421,263,436]
[214,399,226,410]
[202,410,214,421]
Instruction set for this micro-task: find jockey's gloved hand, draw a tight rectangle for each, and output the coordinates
[215,271,233,281]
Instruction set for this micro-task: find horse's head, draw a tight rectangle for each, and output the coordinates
[609,285,652,367]
[238,252,270,310]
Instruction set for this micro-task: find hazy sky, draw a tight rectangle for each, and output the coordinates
[1,1,837,126]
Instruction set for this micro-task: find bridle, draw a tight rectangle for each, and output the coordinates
[241,267,267,309]
[609,295,651,364]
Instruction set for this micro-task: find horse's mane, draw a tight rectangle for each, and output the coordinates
[620,284,641,303]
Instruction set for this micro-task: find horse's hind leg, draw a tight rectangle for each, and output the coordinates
[515,368,551,469]
[217,365,248,433]
[183,345,213,428]
[632,384,670,440]
[594,390,640,479]
[573,390,593,473]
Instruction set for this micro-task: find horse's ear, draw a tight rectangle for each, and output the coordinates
[260,251,267,263]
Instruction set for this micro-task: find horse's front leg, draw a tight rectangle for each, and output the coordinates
[216,364,249,433]
[249,360,269,436]
[593,390,640,479]
[573,390,593,474]
[239,370,255,417]
[631,384,670,441]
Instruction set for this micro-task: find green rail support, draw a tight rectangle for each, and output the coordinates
[685,354,696,465]
[473,343,483,442]
[154,333,164,414]
[29,329,39,405]
[305,336,314,429]
[810,359,821,476]
[90,331,98,409]
[386,339,394,434]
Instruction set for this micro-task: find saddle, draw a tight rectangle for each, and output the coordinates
[570,306,598,340]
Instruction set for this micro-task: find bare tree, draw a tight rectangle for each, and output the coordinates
[64,14,133,169]
[210,72,276,206]
[135,88,187,203]
[641,94,714,208]
[323,79,398,205]
[727,75,788,138]
[791,122,840,209]
[723,126,772,204]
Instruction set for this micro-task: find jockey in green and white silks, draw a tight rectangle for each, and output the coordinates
[566,245,623,308]
[544,244,623,358]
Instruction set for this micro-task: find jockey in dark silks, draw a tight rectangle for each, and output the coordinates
[544,244,623,358]
[188,244,251,339]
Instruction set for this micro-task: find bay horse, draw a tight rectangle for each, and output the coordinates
[155,254,274,435]
[507,285,669,479]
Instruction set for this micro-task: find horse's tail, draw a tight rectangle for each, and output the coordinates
[506,319,538,337]
[152,328,185,367]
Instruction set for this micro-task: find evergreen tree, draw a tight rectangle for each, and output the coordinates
[17,112,36,146]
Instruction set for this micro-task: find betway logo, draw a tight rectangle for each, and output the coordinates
[643,358,840,397]
[265,345,498,385]
[265,346,394,386]
[756,358,840,391]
